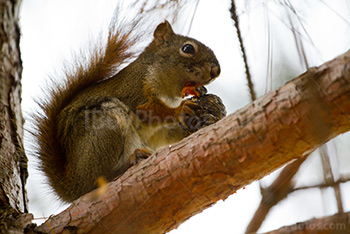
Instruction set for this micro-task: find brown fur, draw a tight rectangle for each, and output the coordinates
[33,20,223,202]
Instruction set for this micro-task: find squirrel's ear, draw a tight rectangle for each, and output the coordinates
[153,20,174,44]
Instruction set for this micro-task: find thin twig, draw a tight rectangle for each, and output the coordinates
[267,3,323,61]
[284,1,309,69]
[263,2,273,93]
[230,0,257,101]
[292,176,350,193]
[319,0,350,26]
[319,145,344,213]
[186,0,200,34]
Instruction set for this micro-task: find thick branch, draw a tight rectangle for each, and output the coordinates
[36,50,350,234]
[262,212,350,234]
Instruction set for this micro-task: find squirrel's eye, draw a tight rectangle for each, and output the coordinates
[179,41,198,57]
[182,44,195,54]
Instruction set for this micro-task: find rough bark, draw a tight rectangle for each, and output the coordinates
[35,50,350,234]
[262,212,350,234]
[0,0,33,233]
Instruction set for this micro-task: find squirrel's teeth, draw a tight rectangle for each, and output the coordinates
[181,86,200,98]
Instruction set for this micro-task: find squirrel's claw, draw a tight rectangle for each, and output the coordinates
[129,148,152,166]
[178,100,201,132]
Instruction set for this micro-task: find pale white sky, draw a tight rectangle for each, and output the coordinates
[20,0,350,233]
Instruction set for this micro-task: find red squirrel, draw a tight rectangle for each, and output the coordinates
[33,20,226,202]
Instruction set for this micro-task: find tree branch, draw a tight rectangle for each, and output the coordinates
[245,157,307,233]
[262,211,350,234]
[292,176,350,192]
[36,50,350,234]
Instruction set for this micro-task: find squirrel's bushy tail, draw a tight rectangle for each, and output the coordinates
[32,18,140,200]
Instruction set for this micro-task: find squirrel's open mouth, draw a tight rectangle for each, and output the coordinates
[181,81,201,98]
[181,76,214,98]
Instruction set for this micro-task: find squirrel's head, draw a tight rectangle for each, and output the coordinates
[144,21,220,108]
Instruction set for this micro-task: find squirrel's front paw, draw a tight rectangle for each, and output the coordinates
[179,93,226,133]
[178,100,202,132]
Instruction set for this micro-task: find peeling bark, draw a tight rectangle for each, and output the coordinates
[35,50,350,234]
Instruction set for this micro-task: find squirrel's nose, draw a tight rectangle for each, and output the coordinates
[210,64,221,78]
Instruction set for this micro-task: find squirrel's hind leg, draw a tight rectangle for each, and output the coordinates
[65,97,148,200]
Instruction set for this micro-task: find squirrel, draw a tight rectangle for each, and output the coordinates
[33,20,226,203]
